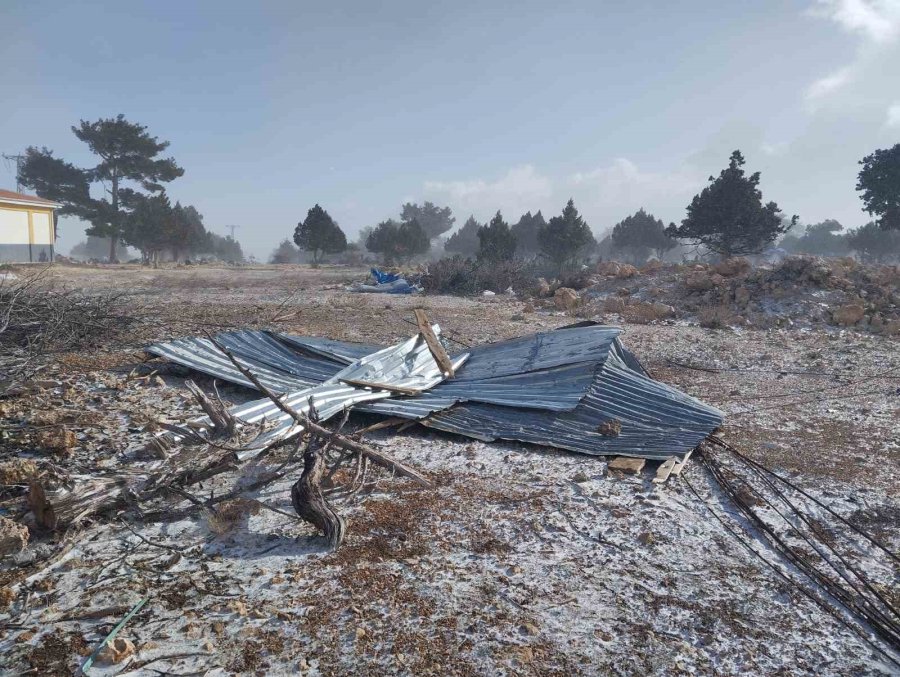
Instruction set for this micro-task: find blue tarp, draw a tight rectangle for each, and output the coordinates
[371,268,401,284]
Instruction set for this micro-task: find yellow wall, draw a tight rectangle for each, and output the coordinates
[0,203,56,245]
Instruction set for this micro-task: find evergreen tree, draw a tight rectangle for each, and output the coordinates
[857,144,900,231]
[365,218,430,264]
[477,211,517,262]
[846,222,900,263]
[792,220,849,257]
[444,215,482,257]
[122,192,174,264]
[666,150,795,257]
[511,210,546,257]
[270,239,302,263]
[75,115,183,261]
[400,201,455,239]
[294,204,347,264]
[18,147,91,226]
[366,219,403,264]
[538,199,596,272]
[610,208,675,264]
[396,219,430,262]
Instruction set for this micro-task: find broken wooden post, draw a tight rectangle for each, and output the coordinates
[413,308,455,378]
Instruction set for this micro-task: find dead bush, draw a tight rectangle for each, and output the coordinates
[622,301,676,324]
[0,269,146,394]
[698,305,738,329]
[422,257,534,295]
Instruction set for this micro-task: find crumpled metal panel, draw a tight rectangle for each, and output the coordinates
[420,350,722,460]
[148,325,723,460]
[164,326,468,455]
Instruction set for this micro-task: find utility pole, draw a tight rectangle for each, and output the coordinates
[2,153,25,192]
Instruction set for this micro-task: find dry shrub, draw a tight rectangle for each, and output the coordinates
[622,301,675,324]
[206,498,260,535]
[698,304,738,329]
[0,459,40,484]
[423,257,534,295]
[0,269,146,395]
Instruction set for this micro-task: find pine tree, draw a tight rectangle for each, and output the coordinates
[511,210,546,257]
[857,144,900,231]
[477,211,517,262]
[666,150,795,257]
[538,199,596,272]
[294,204,347,264]
[400,202,455,239]
[445,215,482,257]
[610,208,675,264]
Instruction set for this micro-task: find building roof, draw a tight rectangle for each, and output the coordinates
[0,189,62,209]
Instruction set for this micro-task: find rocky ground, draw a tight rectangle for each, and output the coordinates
[0,262,898,676]
[545,256,900,335]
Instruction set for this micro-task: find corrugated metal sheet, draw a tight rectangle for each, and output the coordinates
[147,325,723,460]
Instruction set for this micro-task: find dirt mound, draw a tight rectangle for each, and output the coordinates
[579,256,900,332]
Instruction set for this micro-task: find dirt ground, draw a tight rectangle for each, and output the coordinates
[1,263,898,676]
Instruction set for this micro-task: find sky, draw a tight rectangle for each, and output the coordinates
[1,0,899,259]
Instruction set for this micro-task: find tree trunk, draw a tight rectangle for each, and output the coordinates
[290,448,346,549]
[109,172,119,262]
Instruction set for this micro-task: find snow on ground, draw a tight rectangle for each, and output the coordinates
[1,264,898,676]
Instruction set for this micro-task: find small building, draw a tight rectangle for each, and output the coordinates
[0,189,61,263]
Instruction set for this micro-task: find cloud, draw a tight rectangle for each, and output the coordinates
[423,165,552,222]
[805,1,900,101]
[886,101,900,126]
[810,0,900,43]
[423,159,702,235]
[805,66,853,100]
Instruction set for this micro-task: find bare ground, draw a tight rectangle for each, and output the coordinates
[1,263,898,676]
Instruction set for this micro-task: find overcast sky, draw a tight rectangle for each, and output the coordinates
[2,0,899,258]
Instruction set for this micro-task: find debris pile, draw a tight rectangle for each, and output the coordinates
[148,321,723,462]
[348,267,422,294]
[553,256,900,333]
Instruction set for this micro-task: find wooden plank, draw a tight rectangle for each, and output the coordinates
[652,456,677,484]
[339,378,421,395]
[607,456,645,475]
[671,449,693,476]
[413,308,455,378]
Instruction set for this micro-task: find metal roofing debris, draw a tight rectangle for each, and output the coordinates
[147,323,724,461]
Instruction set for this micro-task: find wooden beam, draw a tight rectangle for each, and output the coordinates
[413,308,455,378]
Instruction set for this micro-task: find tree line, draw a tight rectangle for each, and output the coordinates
[281,143,899,269]
[17,115,244,263]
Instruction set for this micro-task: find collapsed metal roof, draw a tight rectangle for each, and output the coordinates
[147,324,723,461]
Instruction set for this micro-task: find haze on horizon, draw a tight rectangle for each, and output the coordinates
[2,0,899,259]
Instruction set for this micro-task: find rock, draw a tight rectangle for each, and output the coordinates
[572,472,590,483]
[712,257,751,277]
[553,287,581,310]
[608,457,645,474]
[0,516,29,556]
[482,290,496,297]
[98,637,136,664]
[602,297,626,313]
[597,261,639,278]
[831,303,865,326]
